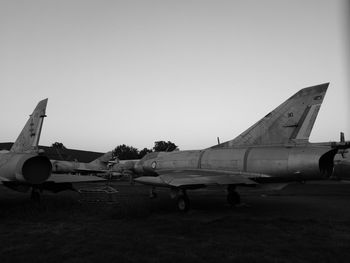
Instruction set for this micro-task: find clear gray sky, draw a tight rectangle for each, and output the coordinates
[1,0,349,152]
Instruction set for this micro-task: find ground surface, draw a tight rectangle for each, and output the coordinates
[0,181,350,263]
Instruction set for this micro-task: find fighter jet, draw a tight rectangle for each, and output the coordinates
[51,151,113,174]
[121,83,350,211]
[0,99,104,200]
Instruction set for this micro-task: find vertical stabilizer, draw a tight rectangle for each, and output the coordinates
[89,151,113,165]
[10,99,48,153]
[214,83,329,148]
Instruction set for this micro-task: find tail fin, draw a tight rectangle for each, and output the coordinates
[10,99,48,153]
[214,83,329,148]
[88,151,113,165]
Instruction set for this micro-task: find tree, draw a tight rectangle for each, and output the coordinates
[51,142,66,149]
[113,144,139,160]
[138,147,153,158]
[153,141,178,152]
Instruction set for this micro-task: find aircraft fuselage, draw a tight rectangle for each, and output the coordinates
[0,152,52,184]
[134,144,345,183]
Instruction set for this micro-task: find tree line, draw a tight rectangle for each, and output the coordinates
[51,140,178,160]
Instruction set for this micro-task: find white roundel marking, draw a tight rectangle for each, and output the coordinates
[151,161,157,169]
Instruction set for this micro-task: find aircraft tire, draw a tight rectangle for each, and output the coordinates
[227,191,240,206]
[177,195,190,212]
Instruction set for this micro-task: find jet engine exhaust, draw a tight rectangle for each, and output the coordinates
[17,156,52,184]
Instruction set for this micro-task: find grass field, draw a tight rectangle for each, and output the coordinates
[0,181,350,263]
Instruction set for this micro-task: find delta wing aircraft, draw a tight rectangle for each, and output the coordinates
[0,99,104,200]
[119,83,350,211]
[51,151,113,174]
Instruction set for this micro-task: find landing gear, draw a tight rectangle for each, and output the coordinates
[171,189,189,212]
[169,188,190,212]
[149,187,157,199]
[227,185,240,206]
[31,188,41,202]
[129,173,135,185]
[176,193,190,212]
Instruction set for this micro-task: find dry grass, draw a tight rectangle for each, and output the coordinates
[0,182,350,263]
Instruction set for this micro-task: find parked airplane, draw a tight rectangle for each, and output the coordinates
[51,151,113,174]
[0,99,104,200]
[117,83,350,211]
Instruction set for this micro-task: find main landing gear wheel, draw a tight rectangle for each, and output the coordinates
[227,185,240,206]
[177,193,190,212]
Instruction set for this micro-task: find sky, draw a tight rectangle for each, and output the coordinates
[0,0,349,152]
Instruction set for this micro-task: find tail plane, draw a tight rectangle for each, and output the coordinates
[214,83,329,148]
[10,99,48,153]
[88,151,113,165]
